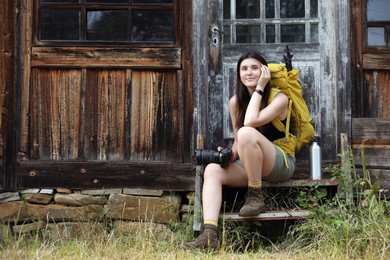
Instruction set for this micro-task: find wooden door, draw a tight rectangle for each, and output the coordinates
[351,0,390,193]
[194,0,351,167]
[14,0,194,190]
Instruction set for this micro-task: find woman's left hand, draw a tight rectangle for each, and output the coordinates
[256,64,271,90]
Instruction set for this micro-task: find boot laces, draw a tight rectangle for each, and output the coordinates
[244,189,262,205]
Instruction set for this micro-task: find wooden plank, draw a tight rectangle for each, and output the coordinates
[19,0,33,158]
[84,69,127,160]
[1,0,19,190]
[262,178,338,188]
[350,0,365,117]
[221,210,315,221]
[16,162,195,191]
[340,133,354,204]
[363,53,390,70]
[361,71,390,118]
[31,47,181,68]
[352,118,390,145]
[30,69,82,160]
[129,70,181,161]
[353,147,390,167]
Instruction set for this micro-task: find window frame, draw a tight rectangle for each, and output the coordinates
[33,0,179,47]
[222,0,319,45]
[364,0,390,51]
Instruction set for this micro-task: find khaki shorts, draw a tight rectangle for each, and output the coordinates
[233,145,295,182]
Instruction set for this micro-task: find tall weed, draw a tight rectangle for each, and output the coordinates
[284,146,390,259]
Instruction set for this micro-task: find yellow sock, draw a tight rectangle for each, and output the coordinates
[204,219,218,227]
[248,181,261,188]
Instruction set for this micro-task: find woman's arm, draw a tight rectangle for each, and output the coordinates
[244,92,289,128]
[244,63,288,127]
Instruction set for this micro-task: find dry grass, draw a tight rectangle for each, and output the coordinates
[2,216,386,260]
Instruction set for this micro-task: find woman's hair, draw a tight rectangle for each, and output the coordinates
[235,51,272,130]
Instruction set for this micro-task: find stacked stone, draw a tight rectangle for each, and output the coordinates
[0,188,186,240]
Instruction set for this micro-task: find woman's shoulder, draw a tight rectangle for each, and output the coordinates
[229,95,238,104]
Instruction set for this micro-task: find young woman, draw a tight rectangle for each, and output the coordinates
[182,51,296,250]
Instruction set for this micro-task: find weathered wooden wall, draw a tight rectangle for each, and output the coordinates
[350,0,390,195]
[0,0,17,190]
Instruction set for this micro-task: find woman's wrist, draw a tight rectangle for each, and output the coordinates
[254,88,264,96]
[256,84,264,91]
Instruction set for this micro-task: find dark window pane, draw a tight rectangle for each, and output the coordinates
[368,27,385,46]
[310,23,318,43]
[310,0,318,18]
[236,0,260,19]
[223,25,231,44]
[280,0,304,18]
[40,0,79,3]
[236,25,260,43]
[266,0,275,18]
[132,10,174,42]
[224,0,231,19]
[87,10,128,41]
[266,25,275,43]
[281,24,305,42]
[133,0,173,3]
[40,9,80,40]
[86,0,129,3]
[367,0,390,21]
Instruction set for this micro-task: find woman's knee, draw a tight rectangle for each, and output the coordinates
[203,163,224,182]
[237,126,258,146]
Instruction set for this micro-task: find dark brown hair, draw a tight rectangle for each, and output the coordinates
[235,51,272,130]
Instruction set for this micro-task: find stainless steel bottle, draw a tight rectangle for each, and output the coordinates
[310,136,322,180]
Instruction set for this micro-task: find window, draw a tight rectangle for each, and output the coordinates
[36,0,176,45]
[223,0,319,44]
[366,0,390,47]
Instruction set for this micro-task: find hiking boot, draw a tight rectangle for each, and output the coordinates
[181,224,219,251]
[238,187,266,217]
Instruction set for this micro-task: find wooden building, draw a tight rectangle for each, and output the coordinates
[1,0,389,196]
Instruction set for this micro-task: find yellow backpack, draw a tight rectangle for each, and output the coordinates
[268,63,315,157]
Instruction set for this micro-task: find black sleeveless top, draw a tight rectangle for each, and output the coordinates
[260,120,286,142]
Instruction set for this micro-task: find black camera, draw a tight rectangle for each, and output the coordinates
[194,148,232,168]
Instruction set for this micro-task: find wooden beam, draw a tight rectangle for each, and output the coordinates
[17,161,195,191]
[31,47,182,68]
[352,118,390,145]
[221,210,315,221]
[363,53,390,70]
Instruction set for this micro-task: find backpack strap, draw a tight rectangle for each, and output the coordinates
[269,87,292,141]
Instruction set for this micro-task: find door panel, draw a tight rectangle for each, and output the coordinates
[14,0,194,190]
[362,70,390,118]
[25,68,183,162]
[206,0,340,164]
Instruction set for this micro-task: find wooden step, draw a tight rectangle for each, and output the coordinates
[221,210,314,221]
[262,178,338,187]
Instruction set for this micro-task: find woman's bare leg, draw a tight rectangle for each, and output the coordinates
[236,126,276,216]
[181,161,248,250]
[202,162,248,223]
[237,126,276,181]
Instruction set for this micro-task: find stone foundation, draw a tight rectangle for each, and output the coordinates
[0,188,194,239]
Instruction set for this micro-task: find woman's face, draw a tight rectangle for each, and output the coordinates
[239,57,263,89]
